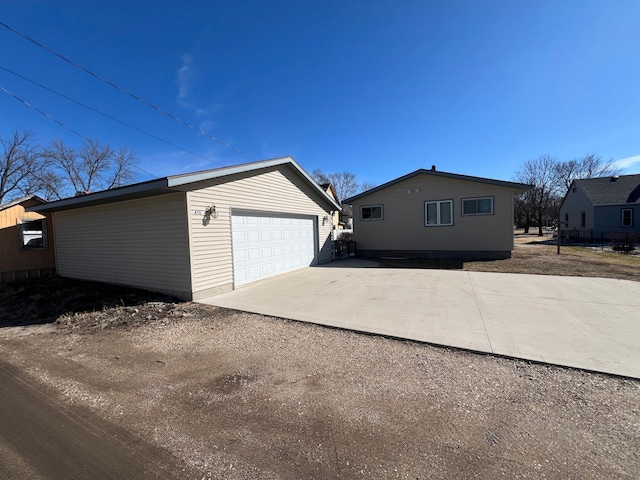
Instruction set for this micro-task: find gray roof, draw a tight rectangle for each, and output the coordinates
[343,168,531,204]
[340,203,353,217]
[570,174,640,206]
[0,194,46,212]
[30,157,341,213]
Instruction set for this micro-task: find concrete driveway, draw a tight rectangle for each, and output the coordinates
[200,260,640,378]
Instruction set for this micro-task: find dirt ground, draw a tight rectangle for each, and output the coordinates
[379,232,640,282]
[1,244,639,479]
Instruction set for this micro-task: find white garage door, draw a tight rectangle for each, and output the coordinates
[232,212,316,286]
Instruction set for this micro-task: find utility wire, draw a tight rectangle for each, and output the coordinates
[1,85,88,141]
[0,64,223,167]
[0,21,258,161]
[0,85,157,179]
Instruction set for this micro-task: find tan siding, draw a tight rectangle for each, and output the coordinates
[186,165,333,295]
[0,200,56,274]
[352,175,517,252]
[54,193,192,298]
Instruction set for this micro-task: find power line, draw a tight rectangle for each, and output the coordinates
[0,85,88,141]
[0,21,258,161]
[0,85,157,178]
[0,64,223,167]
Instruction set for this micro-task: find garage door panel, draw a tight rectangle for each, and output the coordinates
[232,212,316,286]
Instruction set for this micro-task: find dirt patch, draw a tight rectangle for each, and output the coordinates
[0,276,176,328]
[1,277,639,479]
[377,243,640,282]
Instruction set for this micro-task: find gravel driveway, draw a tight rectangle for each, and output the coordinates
[1,301,638,479]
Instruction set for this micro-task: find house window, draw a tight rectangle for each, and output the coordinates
[360,205,383,221]
[20,219,46,249]
[580,211,586,228]
[462,197,493,215]
[622,208,633,227]
[564,213,569,224]
[425,200,453,226]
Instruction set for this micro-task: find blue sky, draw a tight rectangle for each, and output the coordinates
[2,0,640,190]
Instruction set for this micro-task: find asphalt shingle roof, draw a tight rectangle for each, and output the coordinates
[573,174,640,205]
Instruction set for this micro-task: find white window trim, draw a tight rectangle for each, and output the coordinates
[19,218,47,250]
[621,208,633,227]
[461,196,494,216]
[360,204,384,221]
[425,200,453,226]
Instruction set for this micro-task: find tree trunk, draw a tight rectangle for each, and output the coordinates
[537,213,544,236]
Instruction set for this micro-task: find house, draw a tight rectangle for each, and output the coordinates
[343,167,531,260]
[30,157,340,300]
[318,183,341,229]
[339,203,353,229]
[559,174,640,238]
[0,195,56,281]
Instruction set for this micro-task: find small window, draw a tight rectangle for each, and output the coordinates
[20,219,46,249]
[361,205,383,221]
[622,208,633,227]
[580,211,586,228]
[564,213,569,224]
[425,200,453,226]
[462,197,494,215]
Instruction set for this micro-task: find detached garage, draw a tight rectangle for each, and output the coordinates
[31,157,340,300]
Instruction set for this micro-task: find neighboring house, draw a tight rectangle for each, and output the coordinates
[319,183,341,229]
[0,195,56,281]
[30,157,340,300]
[343,167,530,260]
[339,203,353,228]
[559,174,640,237]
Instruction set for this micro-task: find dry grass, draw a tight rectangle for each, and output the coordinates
[377,235,640,282]
[465,242,640,281]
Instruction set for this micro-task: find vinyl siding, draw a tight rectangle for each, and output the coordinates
[560,186,594,231]
[54,193,192,298]
[593,205,640,233]
[351,175,517,252]
[185,165,333,297]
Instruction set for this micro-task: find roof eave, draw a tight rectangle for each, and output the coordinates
[28,178,171,212]
[0,194,47,211]
[344,169,532,204]
[28,156,341,213]
[167,156,341,210]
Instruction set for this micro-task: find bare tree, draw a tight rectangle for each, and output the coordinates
[311,169,363,203]
[555,154,621,190]
[0,130,45,203]
[358,182,376,193]
[42,139,137,199]
[514,155,561,236]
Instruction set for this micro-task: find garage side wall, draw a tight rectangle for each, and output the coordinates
[54,193,192,299]
[186,166,333,299]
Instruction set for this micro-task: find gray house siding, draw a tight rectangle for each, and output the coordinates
[560,175,640,238]
[593,205,640,233]
[561,187,594,231]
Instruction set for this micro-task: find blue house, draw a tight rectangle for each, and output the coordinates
[559,174,640,240]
